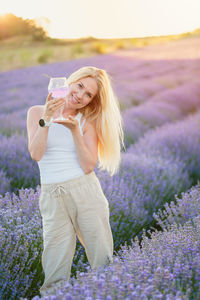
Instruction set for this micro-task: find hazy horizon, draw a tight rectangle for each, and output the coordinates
[1,0,200,39]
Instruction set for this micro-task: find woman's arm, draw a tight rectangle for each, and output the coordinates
[27,106,50,161]
[71,120,98,173]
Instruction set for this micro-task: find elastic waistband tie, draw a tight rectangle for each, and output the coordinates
[50,185,67,195]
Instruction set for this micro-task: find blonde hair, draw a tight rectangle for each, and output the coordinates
[67,66,124,176]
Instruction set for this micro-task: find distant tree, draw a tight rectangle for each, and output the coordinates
[25,19,47,41]
[0,13,47,41]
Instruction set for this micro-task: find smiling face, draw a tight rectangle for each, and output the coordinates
[67,76,99,109]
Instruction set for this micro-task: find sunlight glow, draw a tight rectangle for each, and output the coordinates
[0,0,200,39]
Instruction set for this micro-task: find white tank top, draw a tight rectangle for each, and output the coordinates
[37,112,86,184]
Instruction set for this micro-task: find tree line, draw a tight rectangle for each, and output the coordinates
[0,13,47,41]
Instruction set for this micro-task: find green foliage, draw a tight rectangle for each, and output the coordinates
[70,42,84,58]
[0,13,47,41]
[92,41,108,54]
[20,49,31,64]
[188,28,200,36]
[114,40,126,50]
[30,25,46,41]
[37,49,53,64]
[44,37,68,46]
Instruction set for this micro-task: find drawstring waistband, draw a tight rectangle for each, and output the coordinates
[41,171,97,193]
[50,185,67,196]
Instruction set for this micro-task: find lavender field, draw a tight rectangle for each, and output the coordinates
[0,36,200,299]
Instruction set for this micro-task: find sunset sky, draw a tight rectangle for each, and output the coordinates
[1,0,200,39]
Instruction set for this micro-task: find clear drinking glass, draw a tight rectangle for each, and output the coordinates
[48,77,69,120]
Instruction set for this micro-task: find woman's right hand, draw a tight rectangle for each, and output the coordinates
[43,93,66,121]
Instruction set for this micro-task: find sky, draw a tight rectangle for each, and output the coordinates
[1,0,200,39]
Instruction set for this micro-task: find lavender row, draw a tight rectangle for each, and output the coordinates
[19,184,200,299]
[1,68,200,145]
[1,179,200,299]
[1,109,197,244]
[1,56,199,111]
[38,182,199,299]
[0,108,199,298]
[0,153,191,297]
[153,182,200,230]
[1,94,200,196]
[0,51,199,119]
[123,78,200,146]
[36,214,200,299]
[127,109,200,184]
[0,187,44,299]
[0,115,198,297]
[94,109,200,246]
[0,51,199,149]
[0,133,39,195]
[1,108,200,248]
[96,154,191,248]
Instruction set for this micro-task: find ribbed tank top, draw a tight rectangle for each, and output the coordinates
[37,112,86,184]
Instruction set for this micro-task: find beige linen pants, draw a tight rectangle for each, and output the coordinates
[39,171,113,295]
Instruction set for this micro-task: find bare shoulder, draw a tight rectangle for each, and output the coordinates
[27,105,44,114]
[27,105,45,119]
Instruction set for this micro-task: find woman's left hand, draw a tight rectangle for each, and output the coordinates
[53,115,79,132]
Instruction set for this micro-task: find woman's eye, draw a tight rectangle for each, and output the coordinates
[77,83,91,97]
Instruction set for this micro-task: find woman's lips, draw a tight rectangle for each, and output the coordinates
[70,95,79,104]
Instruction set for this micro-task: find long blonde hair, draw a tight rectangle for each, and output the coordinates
[67,66,124,175]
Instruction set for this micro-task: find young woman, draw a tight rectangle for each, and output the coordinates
[26,66,124,296]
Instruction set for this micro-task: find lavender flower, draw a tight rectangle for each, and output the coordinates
[0,133,39,192]
[128,110,200,183]
[0,170,11,195]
